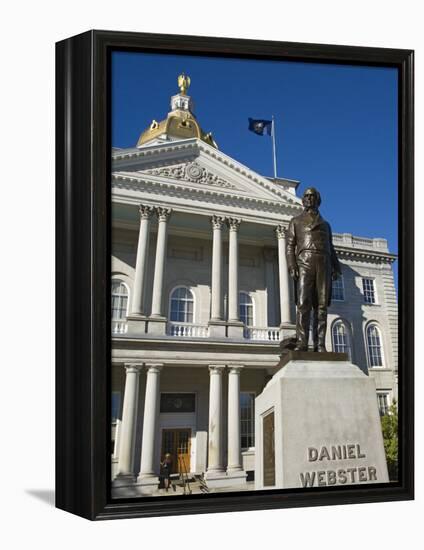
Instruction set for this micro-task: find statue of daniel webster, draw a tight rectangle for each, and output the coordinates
[286,187,341,352]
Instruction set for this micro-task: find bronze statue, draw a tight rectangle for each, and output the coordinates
[286,187,341,352]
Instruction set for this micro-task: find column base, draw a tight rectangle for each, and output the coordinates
[226,322,244,339]
[279,322,296,330]
[136,475,160,494]
[126,315,148,335]
[208,319,227,338]
[112,473,137,487]
[279,324,296,341]
[111,474,160,498]
[204,470,227,488]
[226,469,247,486]
[205,469,247,488]
[147,316,167,335]
[111,457,119,481]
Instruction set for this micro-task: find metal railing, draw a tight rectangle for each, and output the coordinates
[178,456,192,495]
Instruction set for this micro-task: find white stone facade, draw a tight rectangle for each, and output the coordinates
[110,114,397,492]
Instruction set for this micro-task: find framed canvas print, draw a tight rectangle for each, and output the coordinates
[56,30,414,520]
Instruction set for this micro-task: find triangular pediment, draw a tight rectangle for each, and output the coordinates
[140,160,240,192]
[112,138,301,207]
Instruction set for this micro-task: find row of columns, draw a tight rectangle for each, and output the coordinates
[130,206,172,318]
[129,203,293,326]
[117,362,245,482]
[210,216,241,324]
[206,365,243,476]
[210,217,292,326]
[118,363,162,480]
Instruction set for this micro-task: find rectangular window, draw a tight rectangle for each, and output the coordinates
[240,392,255,448]
[160,393,196,413]
[111,391,121,422]
[332,275,345,301]
[377,392,390,416]
[362,278,376,304]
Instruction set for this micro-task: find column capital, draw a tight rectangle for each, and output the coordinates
[124,363,143,374]
[145,363,164,374]
[211,215,226,230]
[139,204,154,220]
[209,364,226,375]
[156,207,172,222]
[227,217,241,231]
[227,364,244,375]
[275,224,287,239]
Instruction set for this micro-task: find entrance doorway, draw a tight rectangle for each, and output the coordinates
[161,428,191,474]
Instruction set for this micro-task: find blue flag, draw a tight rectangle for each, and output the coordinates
[248,118,272,136]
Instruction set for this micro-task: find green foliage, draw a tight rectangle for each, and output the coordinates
[380,401,398,481]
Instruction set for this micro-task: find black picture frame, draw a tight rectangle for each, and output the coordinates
[56,29,414,521]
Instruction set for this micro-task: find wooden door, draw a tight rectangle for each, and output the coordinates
[161,428,191,474]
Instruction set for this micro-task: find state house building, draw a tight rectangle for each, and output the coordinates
[111,76,398,494]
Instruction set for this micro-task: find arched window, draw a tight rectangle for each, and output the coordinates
[332,320,351,359]
[239,292,254,326]
[170,287,194,323]
[367,324,384,367]
[111,280,129,320]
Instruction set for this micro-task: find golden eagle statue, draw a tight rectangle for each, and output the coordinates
[177,74,191,95]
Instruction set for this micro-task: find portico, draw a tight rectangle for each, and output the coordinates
[117,200,296,342]
[114,361,267,491]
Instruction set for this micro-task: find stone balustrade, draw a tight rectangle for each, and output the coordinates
[113,321,283,341]
[332,233,388,252]
[243,327,281,341]
[112,321,128,335]
[167,322,209,338]
[112,321,282,341]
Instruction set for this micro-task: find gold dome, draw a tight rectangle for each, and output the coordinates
[136,75,218,149]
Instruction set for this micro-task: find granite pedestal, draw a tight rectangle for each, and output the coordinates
[255,352,389,490]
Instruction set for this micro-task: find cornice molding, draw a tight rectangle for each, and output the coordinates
[112,138,301,206]
[335,247,396,263]
[112,173,302,216]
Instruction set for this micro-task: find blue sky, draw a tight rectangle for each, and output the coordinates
[112,51,398,277]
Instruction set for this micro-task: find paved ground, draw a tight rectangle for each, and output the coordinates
[111,476,256,498]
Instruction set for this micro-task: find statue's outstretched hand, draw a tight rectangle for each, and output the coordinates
[289,266,299,280]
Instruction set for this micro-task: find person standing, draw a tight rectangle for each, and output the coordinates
[160,453,174,492]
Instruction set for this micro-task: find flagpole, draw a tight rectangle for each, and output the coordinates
[271,115,278,179]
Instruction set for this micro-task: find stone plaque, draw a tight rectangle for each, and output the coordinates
[263,411,275,487]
